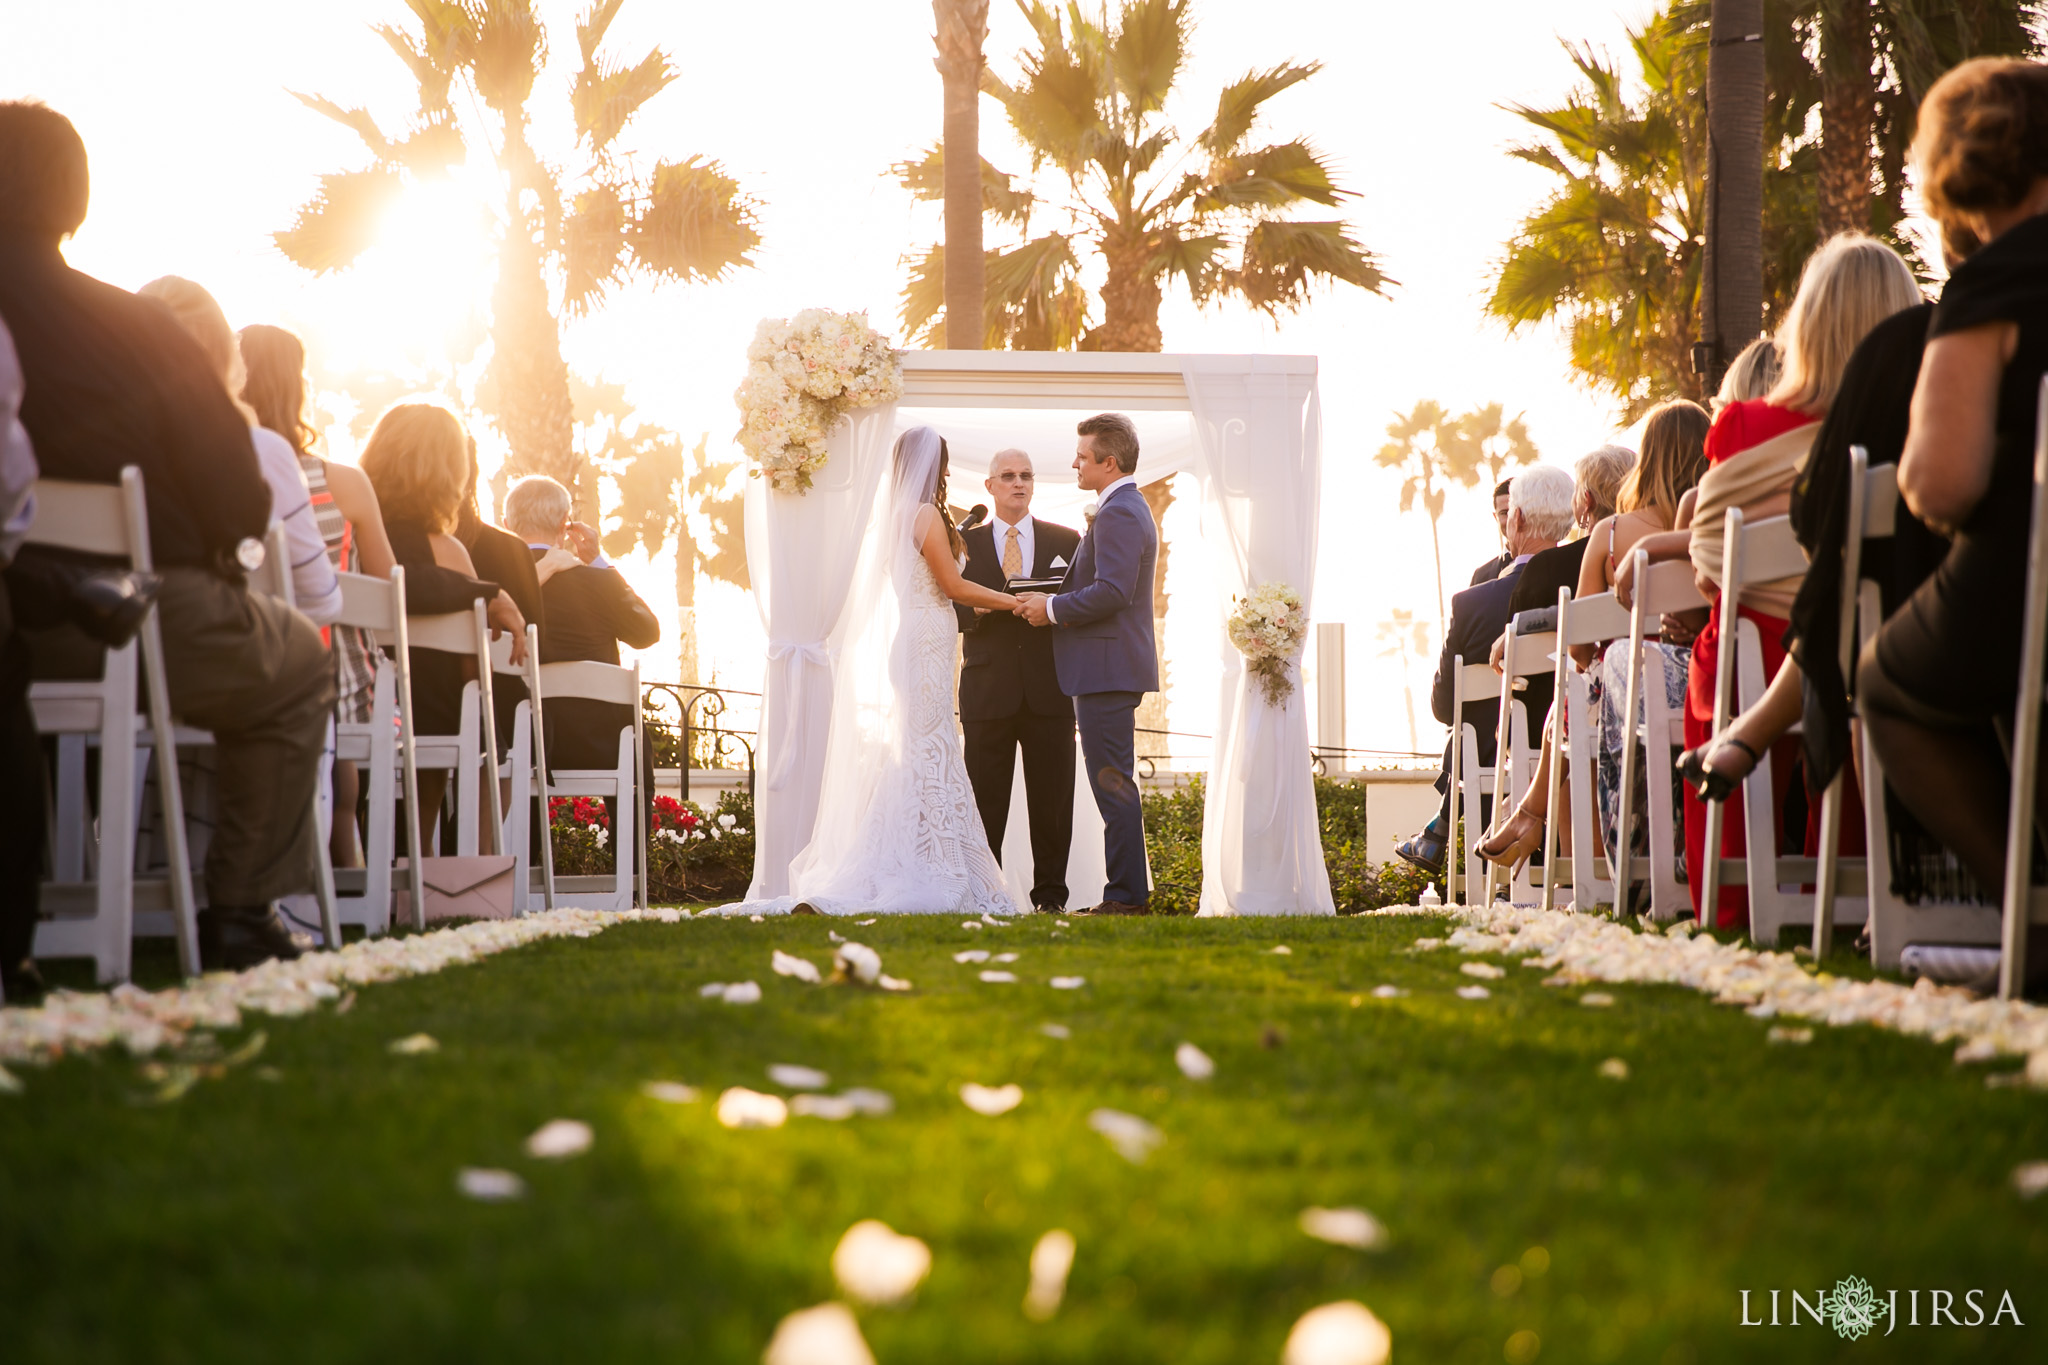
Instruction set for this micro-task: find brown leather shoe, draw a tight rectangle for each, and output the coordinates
[1085,899,1151,916]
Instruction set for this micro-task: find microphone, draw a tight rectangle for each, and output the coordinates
[961,503,989,531]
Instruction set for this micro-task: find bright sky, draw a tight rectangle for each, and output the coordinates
[3,0,1662,762]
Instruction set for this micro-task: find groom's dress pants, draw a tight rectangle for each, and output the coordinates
[1075,690,1148,904]
[964,710,1075,908]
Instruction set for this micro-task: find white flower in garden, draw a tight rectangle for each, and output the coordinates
[832,1220,931,1305]
[762,1303,875,1365]
[1299,1207,1388,1250]
[1281,1301,1392,1365]
[716,1087,788,1129]
[525,1119,593,1159]
[719,814,737,830]
[960,1082,1023,1116]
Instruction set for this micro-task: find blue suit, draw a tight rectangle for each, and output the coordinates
[1048,480,1158,905]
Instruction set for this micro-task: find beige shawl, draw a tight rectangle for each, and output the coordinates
[1688,420,1817,618]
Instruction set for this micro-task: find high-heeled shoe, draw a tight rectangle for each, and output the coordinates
[1677,736,1759,803]
[1476,810,1544,874]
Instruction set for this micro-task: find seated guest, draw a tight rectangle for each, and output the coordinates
[1395,464,1575,876]
[1468,477,1516,585]
[1507,443,1637,620]
[137,276,342,624]
[0,316,41,1000]
[458,441,544,754]
[358,401,528,851]
[0,101,333,969]
[240,322,396,869]
[1860,59,2048,987]
[501,473,659,769]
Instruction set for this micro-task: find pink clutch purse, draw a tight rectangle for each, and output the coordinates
[393,856,517,922]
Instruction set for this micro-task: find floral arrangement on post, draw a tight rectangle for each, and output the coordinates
[734,309,902,493]
[1226,582,1308,705]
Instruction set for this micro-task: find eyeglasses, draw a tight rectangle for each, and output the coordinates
[992,472,1035,484]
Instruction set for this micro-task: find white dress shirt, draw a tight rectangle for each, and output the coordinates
[1047,474,1138,623]
[992,509,1034,579]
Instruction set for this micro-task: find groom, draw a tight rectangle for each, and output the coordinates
[1015,413,1158,916]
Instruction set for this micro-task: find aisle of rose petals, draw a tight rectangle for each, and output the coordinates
[0,907,689,1066]
[1399,903,2048,1072]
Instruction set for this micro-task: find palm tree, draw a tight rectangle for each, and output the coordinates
[1375,608,1433,755]
[275,0,760,512]
[1701,0,1767,391]
[602,422,748,686]
[933,0,992,348]
[1375,401,1481,632]
[1453,402,1540,491]
[899,0,1389,353]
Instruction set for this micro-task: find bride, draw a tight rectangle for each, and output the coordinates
[731,426,1026,916]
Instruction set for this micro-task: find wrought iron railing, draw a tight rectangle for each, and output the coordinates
[640,682,759,803]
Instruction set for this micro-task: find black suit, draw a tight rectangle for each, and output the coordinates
[1426,564,1526,832]
[956,515,1082,908]
[1469,552,1511,587]
[531,551,661,770]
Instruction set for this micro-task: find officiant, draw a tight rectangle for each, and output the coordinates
[956,448,1082,914]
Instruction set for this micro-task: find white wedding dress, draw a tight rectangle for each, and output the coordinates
[724,426,1017,917]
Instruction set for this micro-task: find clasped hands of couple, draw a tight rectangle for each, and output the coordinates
[978,592,1056,627]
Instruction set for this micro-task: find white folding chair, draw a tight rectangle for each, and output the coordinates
[1998,375,2048,999]
[325,568,420,937]
[500,625,556,914]
[528,657,644,912]
[396,598,505,859]
[26,469,201,981]
[1485,621,1555,903]
[1699,511,1868,946]
[1447,656,1515,905]
[1541,587,1628,913]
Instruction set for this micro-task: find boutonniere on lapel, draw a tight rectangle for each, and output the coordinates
[1082,503,1097,526]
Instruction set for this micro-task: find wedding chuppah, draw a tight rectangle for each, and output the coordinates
[734,317,1336,918]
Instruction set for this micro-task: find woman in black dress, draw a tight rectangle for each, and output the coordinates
[1860,59,2048,930]
[358,402,528,850]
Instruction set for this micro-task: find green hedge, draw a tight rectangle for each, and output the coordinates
[1142,775,1432,915]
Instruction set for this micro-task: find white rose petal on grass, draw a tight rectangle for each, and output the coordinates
[700,982,729,998]
[750,914,765,923]
[1175,1042,1216,1080]
[1088,1108,1163,1164]
[1455,985,1491,1001]
[716,1086,789,1129]
[1955,1037,2000,1064]
[835,942,882,984]
[762,1302,876,1365]
[1040,1023,1071,1039]
[1767,1025,1814,1046]
[1281,1300,1393,1365]
[641,1081,699,1104]
[1270,945,1293,955]
[791,1093,859,1121]
[828,930,846,943]
[961,920,984,931]
[1049,976,1086,990]
[1056,919,1071,927]
[1580,992,1616,1008]
[877,974,914,992]
[856,918,877,926]
[979,970,1019,984]
[1370,985,1407,999]
[457,1167,527,1202]
[954,949,991,964]
[525,1118,593,1159]
[960,1082,1024,1116]
[2027,1049,2048,1090]
[0,1064,23,1096]
[768,1064,830,1091]
[721,981,763,1005]
[1460,962,1505,980]
[772,950,823,984]
[993,952,1019,964]
[1599,1057,1631,1081]
[841,1088,895,1116]
[832,1219,932,1305]
[2013,1161,2048,1199]
[1023,1229,1077,1321]
[388,1033,440,1055]
[1299,1207,1388,1251]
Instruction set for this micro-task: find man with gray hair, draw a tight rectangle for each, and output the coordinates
[956,448,1082,912]
[1394,465,1572,878]
[504,474,660,770]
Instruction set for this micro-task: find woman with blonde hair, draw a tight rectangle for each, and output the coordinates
[359,401,528,850]
[137,277,342,623]
[1641,234,1922,927]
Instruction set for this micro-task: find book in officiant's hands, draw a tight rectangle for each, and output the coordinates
[1005,576,1065,595]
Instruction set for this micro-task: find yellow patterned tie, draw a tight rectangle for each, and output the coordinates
[1002,525,1022,579]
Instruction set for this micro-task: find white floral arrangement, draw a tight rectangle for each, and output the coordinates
[735,309,903,493]
[1227,581,1308,705]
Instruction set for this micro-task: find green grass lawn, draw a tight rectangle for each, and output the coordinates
[4,912,2046,1363]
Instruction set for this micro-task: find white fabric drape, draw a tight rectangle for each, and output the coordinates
[742,405,897,898]
[1185,358,1334,917]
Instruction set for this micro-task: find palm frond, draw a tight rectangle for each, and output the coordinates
[1222,219,1391,314]
[991,2,1105,175]
[373,24,457,117]
[890,144,1035,225]
[1194,140,1345,213]
[562,183,628,315]
[273,167,406,274]
[628,157,761,283]
[1148,228,1228,302]
[396,118,466,175]
[467,0,547,116]
[574,47,676,155]
[1108,0,1189,117]
[1200,62,1318,155]
[576,0,628,64]
[900,232,1088,349]
[290,92,396,159]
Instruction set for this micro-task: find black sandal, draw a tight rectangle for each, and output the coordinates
[1677,736,1760,803]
